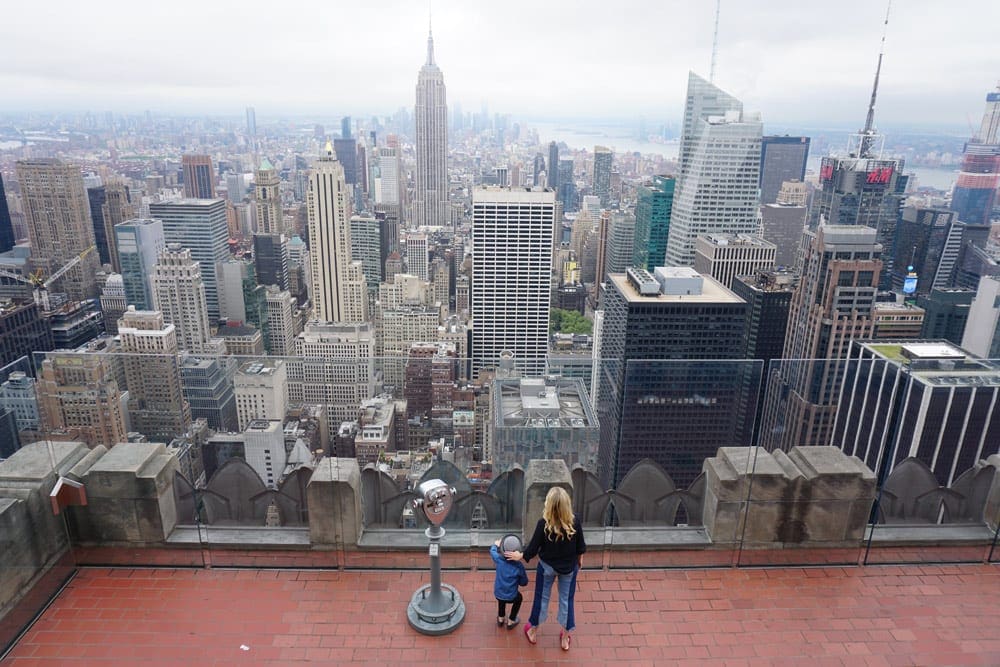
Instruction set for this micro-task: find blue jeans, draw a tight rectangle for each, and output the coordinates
[527,559,579,632]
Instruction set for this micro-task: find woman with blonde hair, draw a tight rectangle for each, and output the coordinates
[505,486,586,651]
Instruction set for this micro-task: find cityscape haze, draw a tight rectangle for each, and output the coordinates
[1,2,1000,661]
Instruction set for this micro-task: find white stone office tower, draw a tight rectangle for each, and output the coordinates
[664,73,762,267]
[472,188,556,378]
[16,158,101,301]
[117,306,191,442]
[307,143,369,323]
[414,28,448,227]
[264,286,298,356]
[254,158,282,235]
[406,232,429,280]
[151,244,214,354]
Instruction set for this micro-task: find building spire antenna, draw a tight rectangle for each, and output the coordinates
[859,1,891,158]
[709,0,721,83]
[426,3,435,66]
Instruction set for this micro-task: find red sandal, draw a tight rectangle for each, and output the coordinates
[560,630,571,651]
[523,623,537,645]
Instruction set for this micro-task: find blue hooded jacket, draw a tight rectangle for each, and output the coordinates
[490,544,528,601]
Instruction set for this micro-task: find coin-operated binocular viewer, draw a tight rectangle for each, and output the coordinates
[406,479,466,635]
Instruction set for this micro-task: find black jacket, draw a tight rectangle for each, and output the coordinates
[522,516,586,574]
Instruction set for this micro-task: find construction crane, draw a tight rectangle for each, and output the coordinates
[0,245,97,311]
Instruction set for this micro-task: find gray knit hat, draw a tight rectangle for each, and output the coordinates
[500,533,522,555]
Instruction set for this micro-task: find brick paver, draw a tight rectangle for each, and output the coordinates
[4,563,1000,665]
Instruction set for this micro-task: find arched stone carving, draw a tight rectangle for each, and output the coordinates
[614,459,678,525]
[487,466,523,528]
[879,458,996,525]
[360,465,412,528]
[879,458,957,524]
[273,466,313,526]
[571,465,610,527]
[948,463,995,524]
[172,471,198,525]
[200,459,268,525]
[570,460,705,527]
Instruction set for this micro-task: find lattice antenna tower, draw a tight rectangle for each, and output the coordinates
[851,1,892,159]
[709,0,721,83]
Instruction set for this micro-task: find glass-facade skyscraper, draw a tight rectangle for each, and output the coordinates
[0,173,14,253]
[632,175,675,272]
[664,73,762,268]
[149,199,230,322]
[115,218,165,311]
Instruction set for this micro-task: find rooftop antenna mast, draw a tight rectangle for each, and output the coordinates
[709,0,721,83]
[857,1,891,159]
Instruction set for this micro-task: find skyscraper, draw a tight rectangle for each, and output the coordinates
[472,188,555,378]
[264,286,298,356]
[87,182,134,271]
[892,206,963,295]
[307,143,368,323]
[372,146,402,206]
[592,146,613,207]
[405,232,429,281]
[760,225,882,451]
[414,27,448,227]
[807,33,906,290]
[951,86,1000,226]
[114,218,165,311]
[149,199,230,321]
[334,138,358,186]
[676,71,742,177]
[962,275,1000,358]
[918,288,973,346]
[832,340,1000,485]
[547,142,559,189]
[117,306,191,442]
[759,136,810,204]
[245,106,256,138]
[664,74,762,267]
[151,244,215,354]
[349,215,382,294]
[0,173,16,253]
[694,234,776,290]
[288,321,376,425]
[254,158,282,235]
[16,158,101,301]
[602,212,637,279]
[595,267,750,487]
[556,158,576,211]
[181,154,217,199]
[253,233,289,291]
[760,181,808,268]
[632,175,676,272]
[37,353,127,448]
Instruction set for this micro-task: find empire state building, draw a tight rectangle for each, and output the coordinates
[414,28,448,227]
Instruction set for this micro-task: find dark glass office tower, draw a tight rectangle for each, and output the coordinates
[832,340,1000,486]
[595,267,750,488]
[0,173,14,253]
[892,206,962,295]
[547,141,559,189]
[632,175,675,271]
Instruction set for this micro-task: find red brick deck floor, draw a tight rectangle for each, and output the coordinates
[5,563,1000,666]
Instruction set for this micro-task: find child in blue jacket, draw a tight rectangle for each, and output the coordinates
[491,534,529,629]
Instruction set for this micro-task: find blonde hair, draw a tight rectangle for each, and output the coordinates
[542,487,576,541]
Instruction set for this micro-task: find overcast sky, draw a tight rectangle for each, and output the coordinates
[1,0,997,131]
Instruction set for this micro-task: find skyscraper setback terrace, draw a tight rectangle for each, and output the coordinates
[1,349,1000,664]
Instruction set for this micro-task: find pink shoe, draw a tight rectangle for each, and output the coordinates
[523,623,537,645]
[560,630,571,651]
